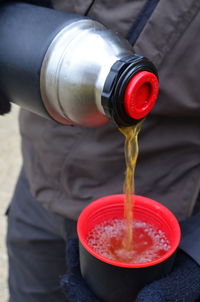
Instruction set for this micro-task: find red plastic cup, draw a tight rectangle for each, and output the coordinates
[77,194,181,302]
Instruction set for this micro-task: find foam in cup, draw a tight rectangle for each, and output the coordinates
[87,219,171,263]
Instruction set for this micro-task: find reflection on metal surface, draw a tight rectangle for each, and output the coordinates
[40,19,133,127]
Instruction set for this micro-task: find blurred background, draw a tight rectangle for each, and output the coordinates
[0,105,22,302]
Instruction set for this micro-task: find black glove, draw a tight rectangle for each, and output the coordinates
[0,94,11,115]
[20,0,52,7]
[1,0,52,7]
[135,250,200,302]
[61,238,200,302]
[61,238,101,302]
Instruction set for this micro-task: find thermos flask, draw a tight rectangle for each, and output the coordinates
[0,2,159,127]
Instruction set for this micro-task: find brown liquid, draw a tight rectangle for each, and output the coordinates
[87,122,171,263]
[119,122,143,250]
[87,219,170,263]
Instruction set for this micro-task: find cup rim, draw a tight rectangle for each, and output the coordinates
[77,194,181,268]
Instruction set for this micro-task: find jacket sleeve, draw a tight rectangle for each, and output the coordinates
[180,211,200,265]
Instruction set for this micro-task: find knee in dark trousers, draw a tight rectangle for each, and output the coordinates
[6,169,77,302]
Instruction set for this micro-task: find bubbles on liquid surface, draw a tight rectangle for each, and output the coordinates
[87,219,171,263]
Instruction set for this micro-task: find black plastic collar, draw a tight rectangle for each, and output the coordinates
[101,54,158,127]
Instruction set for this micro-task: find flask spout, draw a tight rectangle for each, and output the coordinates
[101,55,159,127]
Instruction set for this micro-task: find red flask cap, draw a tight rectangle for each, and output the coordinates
[124,71,159,120]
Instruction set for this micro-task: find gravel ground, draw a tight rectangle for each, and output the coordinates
[0,105,22,302]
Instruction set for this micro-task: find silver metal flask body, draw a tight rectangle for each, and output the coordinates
[40,19,134,127]
[0,3,158,126]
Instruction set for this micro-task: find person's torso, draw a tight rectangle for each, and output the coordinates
[20,0,200,220]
